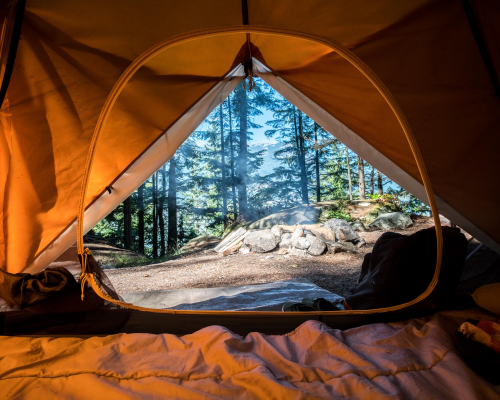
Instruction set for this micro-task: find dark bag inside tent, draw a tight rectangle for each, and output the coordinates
[345,227,468,311]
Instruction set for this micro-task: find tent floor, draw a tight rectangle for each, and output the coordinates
[120,278,343,311]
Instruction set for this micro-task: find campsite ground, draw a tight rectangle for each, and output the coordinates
[98,217,499,298]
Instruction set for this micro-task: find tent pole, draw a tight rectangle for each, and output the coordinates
[75,26,442,316]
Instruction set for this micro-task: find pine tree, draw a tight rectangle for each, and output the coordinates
[137,182,145,254]
[227,95,238,219]
[167,156,177,252]
[123,197,132,248]
[358,156,366,200]
[235,83,248,218]
[346,147,353,200]
[152,172,158,258]
[159,165,166,256]
[378,170,384,195]
[314,123,321,202]
[219,103,228,226]
[265,100,311,206]
[370,166,375,195]
[295,109,309,204]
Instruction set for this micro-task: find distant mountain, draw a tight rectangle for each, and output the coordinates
[249,142,285,176]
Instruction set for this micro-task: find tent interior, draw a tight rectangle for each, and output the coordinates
[1,1,500,398]
[0,0,499,332]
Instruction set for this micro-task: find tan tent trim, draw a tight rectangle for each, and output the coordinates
[253,58,500,254]
[25,65,244,274]
[76,27,442,316]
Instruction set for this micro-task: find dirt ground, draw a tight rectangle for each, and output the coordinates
[103,217,499,298]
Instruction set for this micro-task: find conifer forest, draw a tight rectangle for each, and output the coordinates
[92,79,427,257]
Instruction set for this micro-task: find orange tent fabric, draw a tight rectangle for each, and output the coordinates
[1,0,499,274]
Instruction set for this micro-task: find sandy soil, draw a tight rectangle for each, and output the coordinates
[104,217,499,298]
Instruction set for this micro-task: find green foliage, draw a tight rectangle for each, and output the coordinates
[368,193,401,206]
[327,209,353,222]
[386,188,430,216]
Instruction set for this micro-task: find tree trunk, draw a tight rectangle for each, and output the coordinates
[346,147,352,201]
[227,96,238,219]
[378,170,383,195]
[294,108,309,204]
[167,156,178,253]
[370,166,375,195]
[123,196,132,249]
[219,104,228,226]
[236,84,248,218]
[358,156,366,200]
[314,123,320,203]
[137,183,145,254]
[159,165,166,257]
[152,173,158,258]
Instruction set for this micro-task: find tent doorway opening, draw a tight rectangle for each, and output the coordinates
[68,29,452,314]
[84,77,454,312]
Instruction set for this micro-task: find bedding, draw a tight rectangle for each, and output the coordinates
[1,309,499,399]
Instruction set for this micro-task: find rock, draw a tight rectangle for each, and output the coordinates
[281,232,292,240]
[324,218,353,235]
[239,244,250,254]
[243,230,280,253]
[439,215,450,225]
[277,248,289,255]
[326,242,359,254]
[350,220,366,232]
[365,202,400,222]
[279,239,293,249]
[271,225,283,237]
[292,225,304,239]
[368,212,413,230]
[292,236,311,250]
[102,264,116,269]
[306,234,326,256]
[324,218,362,244]
[338,228,357,242]
[358,202,371,207]
[356,239,367,248]
[288,247,309,257]
[309,226,337,244]
[247,204,322,229]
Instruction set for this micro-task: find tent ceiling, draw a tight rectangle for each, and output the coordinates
[1,0,499,274]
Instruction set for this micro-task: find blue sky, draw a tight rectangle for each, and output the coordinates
[251,108,277,144]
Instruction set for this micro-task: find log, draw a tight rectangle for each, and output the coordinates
[214,227,247,253]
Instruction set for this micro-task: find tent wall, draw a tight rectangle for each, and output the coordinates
[1,0,499,274]
[0,9,247,272]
